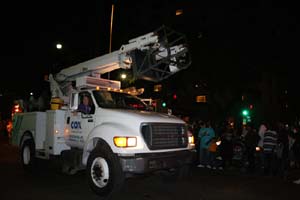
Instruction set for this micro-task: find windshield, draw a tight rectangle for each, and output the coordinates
[93,90,148,111]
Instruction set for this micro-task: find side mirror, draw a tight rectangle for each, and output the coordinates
[71,93,78,110]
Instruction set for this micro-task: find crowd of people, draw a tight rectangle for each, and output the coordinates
[186,119,300,184]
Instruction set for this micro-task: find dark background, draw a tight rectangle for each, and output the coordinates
[0,0,299,124]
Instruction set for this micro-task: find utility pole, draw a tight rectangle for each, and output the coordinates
[108,3,115,80]
[109,4,114,54]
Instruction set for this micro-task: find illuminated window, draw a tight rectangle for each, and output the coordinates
[154,84,162,92]
[196,95,207,103]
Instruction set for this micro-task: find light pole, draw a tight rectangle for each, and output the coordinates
[107,4,115,80]
[109,4,114,54]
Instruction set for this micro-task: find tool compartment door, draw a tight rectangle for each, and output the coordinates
[46,110,70,155]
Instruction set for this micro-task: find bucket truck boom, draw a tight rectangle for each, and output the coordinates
[49,26,191,101]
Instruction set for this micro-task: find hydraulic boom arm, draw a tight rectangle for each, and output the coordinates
[50,26,191,100]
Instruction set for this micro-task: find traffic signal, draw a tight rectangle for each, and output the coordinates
[241,108,251,124]
[162,102,167,107]
[172,94,177,100]
[242,109,249,116]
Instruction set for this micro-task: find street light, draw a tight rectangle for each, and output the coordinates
[56,43,62,50]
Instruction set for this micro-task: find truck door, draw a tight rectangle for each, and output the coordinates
[67,92,95,148]
[78,91,96,143]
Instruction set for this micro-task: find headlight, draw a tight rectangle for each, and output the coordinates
[216,141,221,146]
[113,137,137,148]
[188,135,194,144]
[188,132,195,146]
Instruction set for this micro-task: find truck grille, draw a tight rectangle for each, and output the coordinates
[141,123,188,150]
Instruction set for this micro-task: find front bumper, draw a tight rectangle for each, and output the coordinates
[119,149,196,174]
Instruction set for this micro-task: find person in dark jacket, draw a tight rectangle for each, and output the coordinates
[244,123,260,173]
[292,126,300,184]
[219,126,234,170]
[276,122,290,177]
[292,126,300,169]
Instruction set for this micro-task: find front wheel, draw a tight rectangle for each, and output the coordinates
[20,139,36,171]
[86,144,124,198]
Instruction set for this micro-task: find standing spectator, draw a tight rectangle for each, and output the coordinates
[194,120,203,138]
[219,126,234,170]
[288,129,296,168]
[276,122,289,178]
[292,126,300,184]
[208,137,218,169]
[197,121,215,168]
[193,120,202,164]
[205,121,216,168]
[257,123,267,168]
[197,122,207,167]
[292,126,300,169]
[244,123,260,173]
[263,123,278,176]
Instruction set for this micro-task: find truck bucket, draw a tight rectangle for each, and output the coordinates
[130,25,192,82]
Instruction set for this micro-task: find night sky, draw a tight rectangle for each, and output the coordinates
[0,0,299,118]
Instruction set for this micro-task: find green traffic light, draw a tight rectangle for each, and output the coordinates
[162,102,166,107]
[242,109,249,116]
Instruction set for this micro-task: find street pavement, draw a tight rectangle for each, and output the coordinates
[0,135,299,200]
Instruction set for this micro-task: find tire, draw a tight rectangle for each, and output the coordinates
[86,144,124,198]
[20,139,36,171]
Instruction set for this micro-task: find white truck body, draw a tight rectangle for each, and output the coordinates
[12,90,195,167]
[12,110,70,157]
[11,26,194,197]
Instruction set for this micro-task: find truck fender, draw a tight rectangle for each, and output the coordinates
[19,131,34,148]
[82,122,135,166]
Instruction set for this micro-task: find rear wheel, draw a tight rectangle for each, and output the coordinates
[20,139,36,171]
[87,143,124,198]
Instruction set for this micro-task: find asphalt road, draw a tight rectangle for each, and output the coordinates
[1,135,299,200]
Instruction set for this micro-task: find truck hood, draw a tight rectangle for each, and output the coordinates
[97,108,184,124]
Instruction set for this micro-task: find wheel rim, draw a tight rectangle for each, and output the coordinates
[91,157,109,188]
[23,146,31,165]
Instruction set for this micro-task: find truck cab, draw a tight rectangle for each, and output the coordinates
[66,88,195,171]
[59,87,195,196]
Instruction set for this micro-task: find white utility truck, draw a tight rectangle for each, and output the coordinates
[11,26,195,198]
